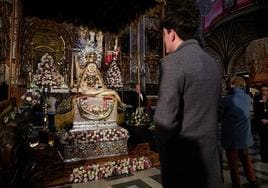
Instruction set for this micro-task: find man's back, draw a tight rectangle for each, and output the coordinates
[158,39,221,138]
[154,39,222,188]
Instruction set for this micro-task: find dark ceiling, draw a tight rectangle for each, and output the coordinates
[21,0,158,33]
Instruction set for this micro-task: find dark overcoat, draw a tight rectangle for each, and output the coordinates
[154,39,223,188]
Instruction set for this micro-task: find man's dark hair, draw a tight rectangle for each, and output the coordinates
[260,83,268,89]
[161,0,200,40]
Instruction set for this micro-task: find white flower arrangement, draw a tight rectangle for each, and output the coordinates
[59,128,129,144]
[41,53,54,64]
[129,108,152,127]
[20,90,41,107]
[31,53,68,89]
[69,156,152,183]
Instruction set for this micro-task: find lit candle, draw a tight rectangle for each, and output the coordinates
[114,37,118,50]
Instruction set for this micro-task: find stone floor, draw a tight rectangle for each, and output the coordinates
[51,136,268,188]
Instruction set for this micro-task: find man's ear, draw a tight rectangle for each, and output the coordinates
[170,29,176,41]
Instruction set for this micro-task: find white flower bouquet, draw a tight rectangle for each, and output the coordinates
[20,90,41,107]
[31,53,68,89]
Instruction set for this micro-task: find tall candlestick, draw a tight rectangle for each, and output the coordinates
[71,52,74,87]
[114,37,118,50]
[137,19,141,111]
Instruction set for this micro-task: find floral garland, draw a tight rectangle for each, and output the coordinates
[20,90,41,107]
[58,127,129,144]
[69,156,152,183]
[104,47,123,90]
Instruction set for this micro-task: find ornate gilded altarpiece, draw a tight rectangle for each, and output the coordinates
[119,5,163,92]
[0,1,12,83]
[20,5,163,95]
[20,18,129,162]
[0,1,12,62]
[246,38,268,86]
[20,17,75,87]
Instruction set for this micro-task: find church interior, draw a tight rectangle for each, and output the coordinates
[0,0,268,187]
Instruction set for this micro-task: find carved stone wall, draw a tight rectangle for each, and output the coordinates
[204,7,268,87]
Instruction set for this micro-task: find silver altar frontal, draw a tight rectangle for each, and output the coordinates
[58,94,129,162]
[58,127,129,162]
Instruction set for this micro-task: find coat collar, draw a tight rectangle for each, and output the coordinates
[174,39,199,52]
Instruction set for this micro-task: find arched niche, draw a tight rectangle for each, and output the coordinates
[31,29,66,72]
[20,17,75,86]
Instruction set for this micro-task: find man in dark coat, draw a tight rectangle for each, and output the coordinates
[153,1,223,187]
